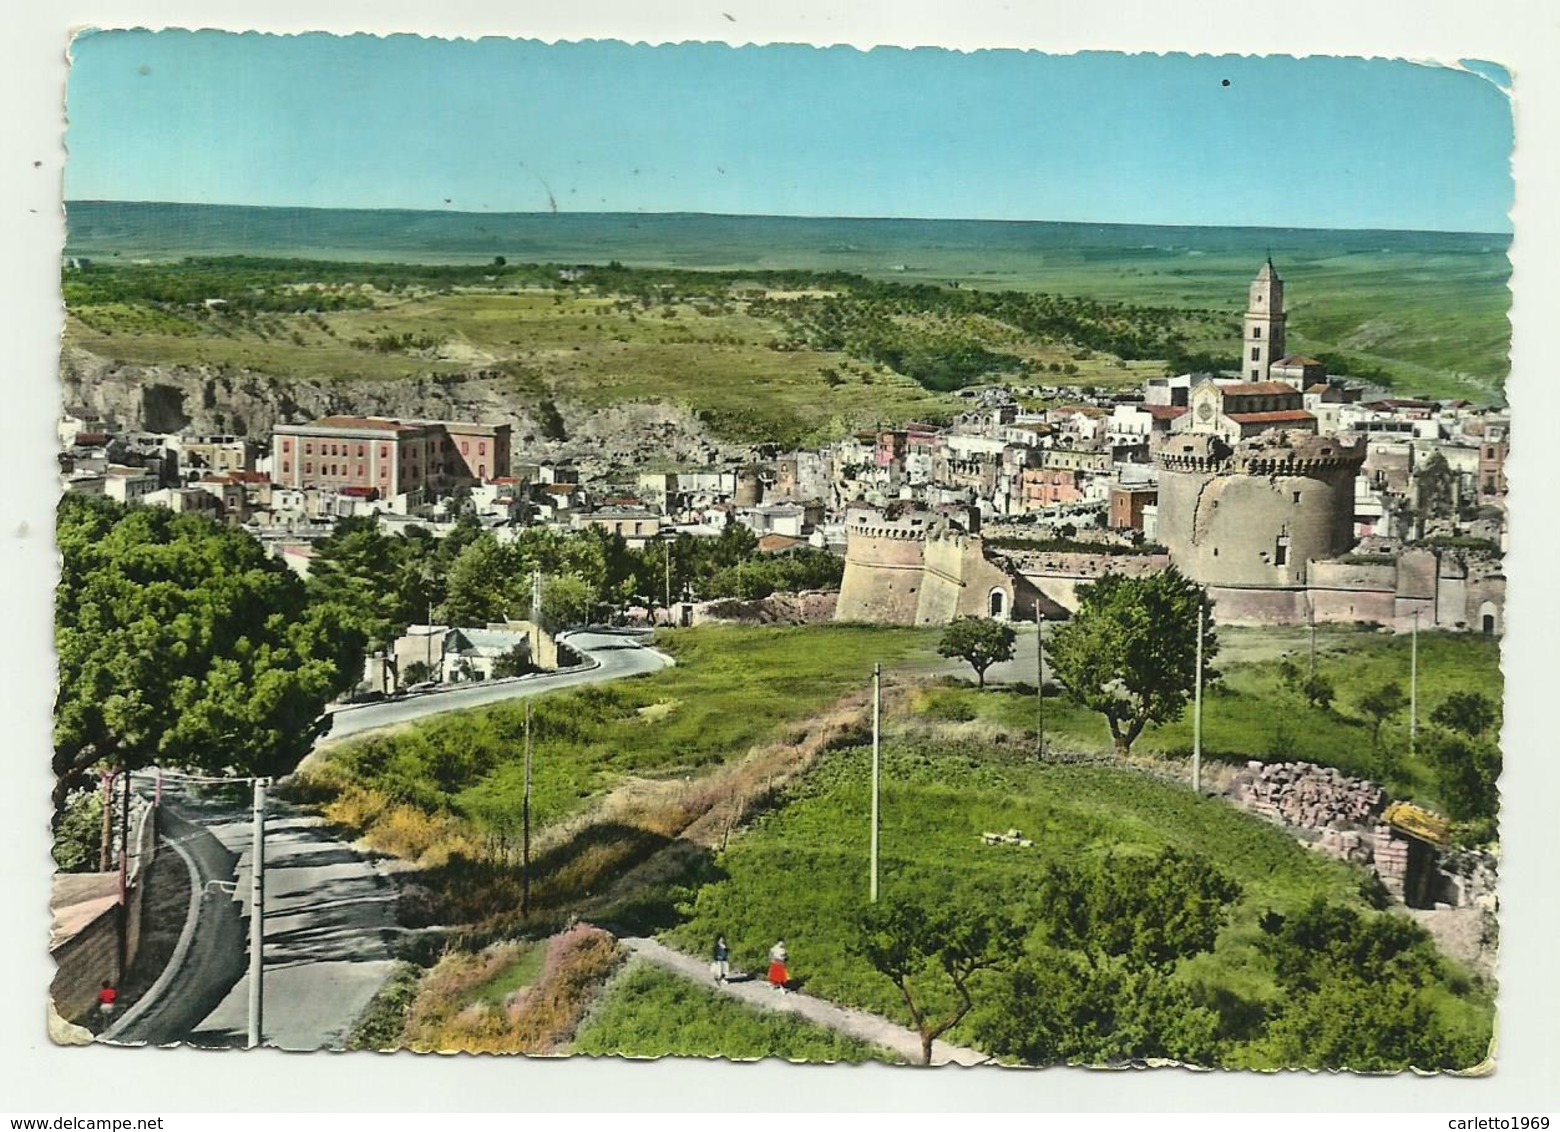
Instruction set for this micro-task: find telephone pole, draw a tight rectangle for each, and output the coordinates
[870,662,881,904]
[1036,605,1046,761]
[664,539,672,621]
[522,700,533,917]
[247,777,268,1050]
[1193,602,1205,795]
[116,768,131,980]
[1410,609,1420,758]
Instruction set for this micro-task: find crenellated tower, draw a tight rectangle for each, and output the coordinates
[1243,258,1287,381]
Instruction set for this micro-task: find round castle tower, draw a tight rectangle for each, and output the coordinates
[1155,430,1366,588]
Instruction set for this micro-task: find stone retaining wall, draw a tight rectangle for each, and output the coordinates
[1224,760,1495,910]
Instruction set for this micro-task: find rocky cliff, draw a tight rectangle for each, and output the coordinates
[59,344,747,475]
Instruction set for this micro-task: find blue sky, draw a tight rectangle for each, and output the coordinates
[65,31,1514,233]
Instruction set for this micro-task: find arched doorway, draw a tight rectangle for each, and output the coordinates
[988,588,1008,619]
[1478,601,1500,637]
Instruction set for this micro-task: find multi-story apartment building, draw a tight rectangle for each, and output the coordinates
[271,417,512,497]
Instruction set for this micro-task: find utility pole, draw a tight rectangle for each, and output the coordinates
[1036,605,1046,761]
[1193,602,1205,795]
[664,539,672,622]
[116,767,131,980]
[870,662,881,904]
[99,769,114,872]
[1410,609,1420,758]
[522,700,533,917]
[1308,604,1317,682]
[426,599,434,679]
[247,777,267,1051]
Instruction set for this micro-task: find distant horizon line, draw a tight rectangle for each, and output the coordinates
[63,198,1512,240]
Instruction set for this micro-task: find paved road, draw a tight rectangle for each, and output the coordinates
[187,802,402,1050]
[107,790,244,1046]
[322,629,673,743]
[621,937,989,1067]
[113,630,672,1049]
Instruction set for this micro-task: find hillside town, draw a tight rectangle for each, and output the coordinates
[57,261,1510,680]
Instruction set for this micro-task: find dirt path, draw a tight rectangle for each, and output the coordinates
[620,936,989,1067]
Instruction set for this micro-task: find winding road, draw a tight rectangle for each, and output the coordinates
[107,629,672,1049]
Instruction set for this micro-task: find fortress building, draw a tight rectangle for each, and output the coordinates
[834,508,1048,625]
[1156,430,1366,590]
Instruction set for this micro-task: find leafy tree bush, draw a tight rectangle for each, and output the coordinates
[1047,569,1216,755]
[1430,691,1499,738]
[857,891,1026,1064]
[1253,897,1487,1071]
[53,496,363,816]
[1422,730,1501,824]
[51,788,106,872]
[1355,681,1408,747]
[936,617,1016,689]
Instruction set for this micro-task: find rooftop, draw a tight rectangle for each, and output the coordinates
[1219,382,1301,397]
[1228,410,1316,424]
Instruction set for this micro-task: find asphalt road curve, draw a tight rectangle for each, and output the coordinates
[107,790,245,1046]
[321,629,673,744]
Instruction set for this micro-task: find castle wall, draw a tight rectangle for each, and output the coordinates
[1204,585,1311,626]
[834,528,925,624]
[1160,465,1358,588]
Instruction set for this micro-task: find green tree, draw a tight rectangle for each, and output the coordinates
[975,850,1237,1067]
[490,644,532,679]
[936,617,1017,689]
[1414,452,1457,523]
[1430,691,1499,738]
[1254,898,1482,1070]
[539,574,596,631]
[1047,569,1217,755]
[1422,730,1501,824]
[1355,681,1408,747]
[53,496,362,816]
[857,893,1025,1064]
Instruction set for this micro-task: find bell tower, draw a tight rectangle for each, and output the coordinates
[1243,258,1286,381]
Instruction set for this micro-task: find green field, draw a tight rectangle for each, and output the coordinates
[63,205,1511,437]
[570,963,903,1064]
[660,740,1493,1069]
[916,624,1503,813]
[308,621,1496,1068]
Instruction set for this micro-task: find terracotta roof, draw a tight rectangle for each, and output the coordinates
[1219,382,1300,397]
[1305,383,1331,394]
[1228,410,1316,424]
[227,471,272,483]
[73,432,111,446]
[1145,406,1188,420]
[1275,355,1325,367]
[543,484,578,496]
[757,533,805,554]
[304,416,420,433]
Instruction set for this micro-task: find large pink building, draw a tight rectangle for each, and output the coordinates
[272,417,512,497]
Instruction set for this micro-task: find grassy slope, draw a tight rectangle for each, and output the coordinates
[570,963,903,1064]
[661,742,1492,1067]
[313,625,940,837]
[66,288,957,447]
[916,625,1503,810]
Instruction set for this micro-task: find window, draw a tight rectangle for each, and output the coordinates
[462,441,470,455]
[1275,535,1291,567]
[305,462,313,474]
[358,465,365,477]
[305,443,313,455]
[358,445,366,458]
[1250,369,1260,379]
[282,461,290,474]
[478,442,486,456]
[1293,491,1303,503]
[1251,347,1261,362]
[380,445,389,459]
[479,464,486,477]
[281,440,292,452]
[1252,326,1262,339]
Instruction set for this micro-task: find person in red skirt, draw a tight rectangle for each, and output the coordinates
[767,939,790,993]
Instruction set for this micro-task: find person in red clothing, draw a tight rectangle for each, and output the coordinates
[766,940,790,993]
[95,980,117,1030]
